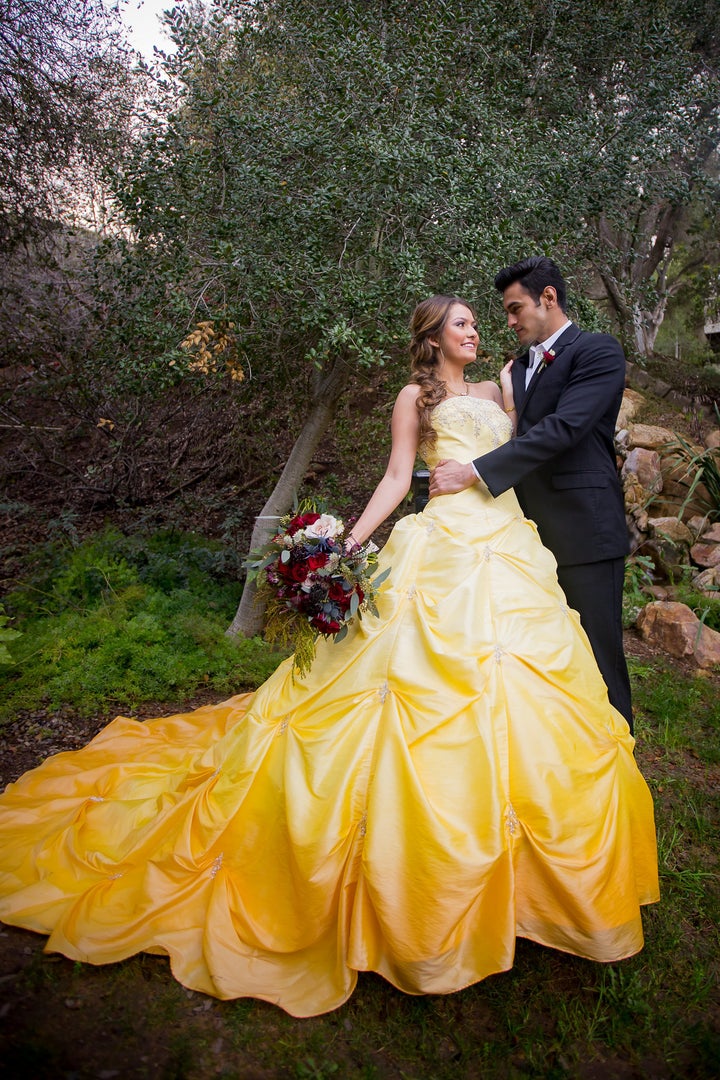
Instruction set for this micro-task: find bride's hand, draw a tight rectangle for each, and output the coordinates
[499,360,516,415]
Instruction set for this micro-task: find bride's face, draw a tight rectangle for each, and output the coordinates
[433,304,478,366]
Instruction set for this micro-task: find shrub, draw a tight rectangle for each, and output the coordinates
[0,528,287,721]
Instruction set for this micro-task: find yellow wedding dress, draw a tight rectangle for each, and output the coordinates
[0,397,659,1017]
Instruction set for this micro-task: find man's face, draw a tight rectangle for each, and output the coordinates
[502,281,552,348]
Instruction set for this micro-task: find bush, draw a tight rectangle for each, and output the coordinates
[0,528,287,721]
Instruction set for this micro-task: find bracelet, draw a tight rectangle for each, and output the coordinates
[346,533,360,548]
[504,406,516,414]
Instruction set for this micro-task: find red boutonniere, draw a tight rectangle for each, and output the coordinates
[541,349,556,368]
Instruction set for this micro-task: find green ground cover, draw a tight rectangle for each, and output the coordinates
[0,527,285,721]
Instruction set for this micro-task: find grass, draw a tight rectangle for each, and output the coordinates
[0,532,718,1077]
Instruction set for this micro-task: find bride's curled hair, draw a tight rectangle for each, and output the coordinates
[409,294,475,451]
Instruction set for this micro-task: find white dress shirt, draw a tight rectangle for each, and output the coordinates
[525,321,572,388]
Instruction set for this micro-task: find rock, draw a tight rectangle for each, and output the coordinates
[644,584,670,600]
[687,515,712,539]
[626,517,647,550]
[647,517,693,545]
[636,601,720,669]
[656,453,713,518]
[691,629,720,670]
[706,429,720,450]
[701,522,720,543]
[628,424,677,451]
[637,540,683,582]
[652,379,673,398]
[643,517,694,579]
[616,389,645,431]
[692,567,720,598]
[690,542,720,569]
[630,368,653,389]
[622,448,663,493]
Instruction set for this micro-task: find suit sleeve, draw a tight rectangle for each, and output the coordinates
[474,334,625,497]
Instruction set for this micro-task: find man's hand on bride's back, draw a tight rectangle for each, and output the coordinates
[429,460,477,497]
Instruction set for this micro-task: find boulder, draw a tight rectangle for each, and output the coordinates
[647,517,693,545]
[616,389,645,431]
[687,515,712,539]
[701,522,720,543]
[644,584,670,601]
[692,567,720,598]
[622,448,663,493]
[628,424,676,451]
[690,542,720,569]
[640,517,694,579]
[636,601,720,669]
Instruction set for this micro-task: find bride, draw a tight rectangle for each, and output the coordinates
[0,295,659,1017]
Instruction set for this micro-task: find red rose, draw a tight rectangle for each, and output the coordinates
[288,562,309,582]
[328,580,348,601]
[276,560,294,580]
[287,511,320,536]
[542,349,555,365]
[307,553,329,570]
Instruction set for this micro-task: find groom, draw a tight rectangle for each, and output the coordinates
[429,256,633,730]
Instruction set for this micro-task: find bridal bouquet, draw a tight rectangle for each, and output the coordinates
[246,501,389,677]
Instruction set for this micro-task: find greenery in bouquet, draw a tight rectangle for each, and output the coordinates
[246,501,390,677]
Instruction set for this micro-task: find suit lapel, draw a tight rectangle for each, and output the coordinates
[513,354,529,418]
[516,323,581,419]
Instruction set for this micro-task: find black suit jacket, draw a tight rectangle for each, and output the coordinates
[474,324,629,567]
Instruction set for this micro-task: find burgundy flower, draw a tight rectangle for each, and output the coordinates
[328,580,349,602]
[307,553,329,570]
[287,511,320,536]
[541,349,556,366]
[288,562,309,583]
[311,614,341,635]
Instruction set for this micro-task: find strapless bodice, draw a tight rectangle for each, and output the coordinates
[421,397,513,469]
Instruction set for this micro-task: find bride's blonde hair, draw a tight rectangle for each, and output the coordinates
[409,294,475,451]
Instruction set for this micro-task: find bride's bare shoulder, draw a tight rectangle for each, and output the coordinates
[395,383,423,405]
[468,380,502,405]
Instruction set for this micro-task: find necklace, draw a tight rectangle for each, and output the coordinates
[445,382,469,397]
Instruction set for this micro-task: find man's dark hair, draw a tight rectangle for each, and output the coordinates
[494,256,567,312]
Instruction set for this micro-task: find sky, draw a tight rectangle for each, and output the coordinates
[115,0,179,60]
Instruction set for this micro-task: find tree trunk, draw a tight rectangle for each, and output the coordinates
[632,295,669,358]
[226,354,353,638]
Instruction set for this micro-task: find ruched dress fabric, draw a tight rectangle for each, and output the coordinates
[0,397,659,1017]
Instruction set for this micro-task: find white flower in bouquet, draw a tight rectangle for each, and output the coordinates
[304,515,344,541]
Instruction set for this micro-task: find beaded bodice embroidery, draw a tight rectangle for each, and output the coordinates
[421,397,513,469]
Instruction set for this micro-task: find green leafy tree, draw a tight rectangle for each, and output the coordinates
[99,0,720,635]
[510,0,720,356]
[113,0,539,633]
